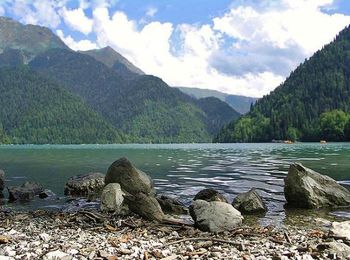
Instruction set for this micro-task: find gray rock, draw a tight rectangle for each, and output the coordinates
[0,169,4,191]
[124,192,165,222]
[317,242,350,259]
[190,199,243,233]
[100,183,125,213]
[8,181,44,202]
[43,250,72,260]
[64,172,105,197]
[156,195,188,215]
[329,221,350,240]
[38,189,57,199]
[194,188,228,203]
[232,188,267,214]
[284,163,350,208]
[105,157,155,195]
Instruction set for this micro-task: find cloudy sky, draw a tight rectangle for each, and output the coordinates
[1,0,350,97]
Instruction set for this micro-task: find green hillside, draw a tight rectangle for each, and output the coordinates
[197,97,240,135]
[29,48,213,142]
[215,25,350,143]
[0,67,124,144]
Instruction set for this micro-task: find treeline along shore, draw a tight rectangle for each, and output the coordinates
[0,158,350,259]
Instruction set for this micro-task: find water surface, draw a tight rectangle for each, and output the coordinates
[1,143,349,225]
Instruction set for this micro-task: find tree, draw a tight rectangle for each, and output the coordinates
[319,110,350,141]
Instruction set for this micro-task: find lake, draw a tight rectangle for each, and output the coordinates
[1,143,349,225]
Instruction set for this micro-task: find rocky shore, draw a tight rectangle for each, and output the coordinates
[1,209,349,259]
[1,159,350,259]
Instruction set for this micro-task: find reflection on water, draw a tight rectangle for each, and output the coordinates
[0,143,349,225]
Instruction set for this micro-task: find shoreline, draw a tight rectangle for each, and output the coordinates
[1,209,349,259]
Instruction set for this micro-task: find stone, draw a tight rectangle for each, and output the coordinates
[317,242,350,259]
[100,183,125,213]
[7,181,44,202]
[156,195,188,215]
[0,169,5,191]
[284,163,350,208]
[193,188,228,203]
[64,172,105,197]
[232,188,267,214]
[124,192,164,222]
[329,221,350,240]
[105,157,155,195]
[189,199,243,233]
[39,189,57,199]
[43,250,72,260]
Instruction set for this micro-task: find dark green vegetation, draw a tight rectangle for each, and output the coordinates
[0,67,124,144]
[215,25,350,143]
[197,97,240,135]
[0,16,239,144]
[177,86,258,114]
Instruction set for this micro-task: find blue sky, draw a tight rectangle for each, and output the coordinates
[1,0,350,97]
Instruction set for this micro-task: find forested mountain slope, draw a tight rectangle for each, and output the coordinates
[215,25,350,142]
[0,67,124,144]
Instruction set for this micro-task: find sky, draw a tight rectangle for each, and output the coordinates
[1,0,350,97]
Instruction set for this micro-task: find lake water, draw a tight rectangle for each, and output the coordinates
[1,143,349,225]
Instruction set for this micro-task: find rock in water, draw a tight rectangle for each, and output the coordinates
[156,195,188,215]
[232,188,267,214]
[193,188,228,203]
[8,181,44,202]
[124,192,165,221]
[0,169,4,191]
[190,200,243,233]
[100,183,125,213]
[284,163,350,208]
[105,157,155,195]
[64,172,105,197]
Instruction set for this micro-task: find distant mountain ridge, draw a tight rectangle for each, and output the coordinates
[81,46,144,78]
[0,16,240,144]
[177,87,258,114]
[215,24,350,143]
[0,16,68,62]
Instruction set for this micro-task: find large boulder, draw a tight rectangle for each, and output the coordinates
[64,172,105,197]
[232,188,267,214]
[105,157,155,195]
[190,200,243,233]
[156,195,188,215]
[0,169,4,191]
[8,181,44,202]
[124,192,165,222]
[100,183,125,213]
[329,221,350,240]
[284,163,350,208]
[193,188,228,203]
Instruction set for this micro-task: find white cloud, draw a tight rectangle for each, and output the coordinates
[10,0,61,28]
[5,0,350,97]
[146,7,157,17]
[60,7,93,35]
[56,29,97,51]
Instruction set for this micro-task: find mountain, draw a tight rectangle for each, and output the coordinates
[196,97,240,135]
[0,17,67,62]
[0,16,240,143]
[81,46,144,78]
[177,87,258,114]
[29,48,230,143]
[0,67,124,144]
[215,25,350,143]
